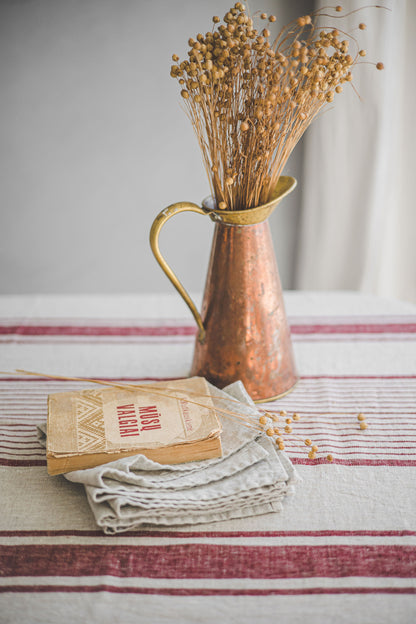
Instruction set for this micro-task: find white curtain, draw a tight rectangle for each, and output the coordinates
[295,0,416,303]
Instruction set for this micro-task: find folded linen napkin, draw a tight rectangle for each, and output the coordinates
[38,381,298,534]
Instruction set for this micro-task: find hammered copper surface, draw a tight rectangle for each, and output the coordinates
[190,219,297,401]
[150,176,298,401]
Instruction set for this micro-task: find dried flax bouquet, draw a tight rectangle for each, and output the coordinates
[170,3,383,211]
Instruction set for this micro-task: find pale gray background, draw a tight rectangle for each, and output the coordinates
[0,0,312,294]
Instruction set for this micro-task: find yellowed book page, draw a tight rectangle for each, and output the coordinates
[47,377,220,458]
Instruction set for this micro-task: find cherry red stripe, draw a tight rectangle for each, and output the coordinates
[286,445,416,452]
[0,322,415,337]
[0,325,196,337]
[0,459,46,467]
[1,544,416,579]
[0,585,415,596]
[295,434,416,439]
[1,529,415,538]
[279,423,416,428]
[292,457,416,466]
[0,423,39,427]
[0,453,45,459]
[0,430,39,434]
[0,376,179,383]
[2,458,416,467]
[301,375,416,380]
[0,338,196,346]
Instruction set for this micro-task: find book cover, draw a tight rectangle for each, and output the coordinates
[47,377,222,475]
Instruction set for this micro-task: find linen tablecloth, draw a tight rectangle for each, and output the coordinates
[1,291,415,623]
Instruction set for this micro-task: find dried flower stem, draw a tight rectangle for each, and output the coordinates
[171,3,383,210]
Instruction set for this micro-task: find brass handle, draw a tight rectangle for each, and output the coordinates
[149,202,208,343]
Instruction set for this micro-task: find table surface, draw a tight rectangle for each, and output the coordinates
[1,291,416,624]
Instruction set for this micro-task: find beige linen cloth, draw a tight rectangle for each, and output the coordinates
[38,381,298,534]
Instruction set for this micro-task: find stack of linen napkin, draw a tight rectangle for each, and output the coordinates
[38,381,297,534]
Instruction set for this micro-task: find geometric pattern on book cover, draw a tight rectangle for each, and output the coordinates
[75,390,106,453]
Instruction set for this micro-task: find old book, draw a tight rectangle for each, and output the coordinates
[46,377,222,475]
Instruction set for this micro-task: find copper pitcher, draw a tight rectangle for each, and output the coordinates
[149,176,298,402]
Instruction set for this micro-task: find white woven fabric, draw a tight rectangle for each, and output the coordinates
[40,382,297,534]
[1,292,416,624]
